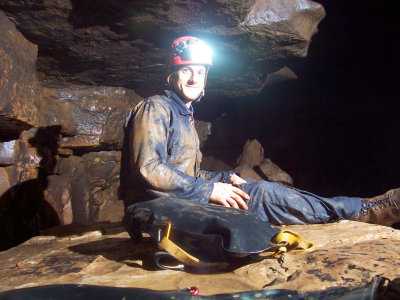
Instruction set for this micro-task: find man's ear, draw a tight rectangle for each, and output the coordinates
[166,66,178,85]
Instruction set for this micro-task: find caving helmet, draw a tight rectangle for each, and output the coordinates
[167,36,213,69]
[166,36,213,100]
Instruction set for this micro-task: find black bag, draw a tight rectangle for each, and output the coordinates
[123,197,313,270]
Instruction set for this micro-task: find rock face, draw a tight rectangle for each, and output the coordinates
[0,0,325,97]
[39,85,142,150]
[0,221,399,295]
[1,5,302,250]
[0,11,40,141]
[0,11,145,250]
[235,139,293,185]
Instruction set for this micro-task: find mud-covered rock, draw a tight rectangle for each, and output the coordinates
[236,139,265,167]
[39,86,142,151]
[0,11,40,140]
[0,221,398,295]
[235,139,293,184]
[45,151,123,225]
[259,158,294,185]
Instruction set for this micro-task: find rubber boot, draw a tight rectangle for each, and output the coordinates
[354,188,400,226]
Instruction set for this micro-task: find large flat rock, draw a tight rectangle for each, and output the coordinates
[0,221,399,296]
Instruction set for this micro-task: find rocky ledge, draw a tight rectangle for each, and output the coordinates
[0,221,399,296]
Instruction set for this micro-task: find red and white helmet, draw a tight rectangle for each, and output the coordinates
[166,36,213,70]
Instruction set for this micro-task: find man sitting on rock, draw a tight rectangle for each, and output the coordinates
[120,36,400,227]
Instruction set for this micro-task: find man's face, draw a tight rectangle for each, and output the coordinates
[170,65,206,102]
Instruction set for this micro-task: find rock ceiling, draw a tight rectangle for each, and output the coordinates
[0,0,325,98]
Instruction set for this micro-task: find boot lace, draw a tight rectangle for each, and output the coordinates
[359,193,399,217]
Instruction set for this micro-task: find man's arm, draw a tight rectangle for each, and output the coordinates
[129,99,214,203]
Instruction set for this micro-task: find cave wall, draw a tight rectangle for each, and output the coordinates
[1,0,398,251]
[0,11,142,250]
[0,1,328,250]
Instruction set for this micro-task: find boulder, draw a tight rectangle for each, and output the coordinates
[39,86,142,151]
[45,151,123,225]
[0,221,398,295]
[236,139,265,167]
[259,158,294,185]
[236,139,294,185]
[235,164,263,181]
[0,11,40,140]
[0,129,41,167]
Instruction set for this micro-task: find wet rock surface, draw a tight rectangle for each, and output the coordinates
[39,85,142,151]
[0,11,40,141]
[0,221,399,295]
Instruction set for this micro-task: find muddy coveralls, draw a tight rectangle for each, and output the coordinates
[120,90,362,225]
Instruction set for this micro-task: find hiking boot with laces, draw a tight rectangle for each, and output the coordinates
[354,188,400,226]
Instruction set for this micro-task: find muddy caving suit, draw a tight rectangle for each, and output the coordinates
[120,90,362,225]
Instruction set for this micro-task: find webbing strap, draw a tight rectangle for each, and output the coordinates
[271,230,315,256]
[157,223,224,269]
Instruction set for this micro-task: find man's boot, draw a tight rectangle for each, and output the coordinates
[354,188,400,226]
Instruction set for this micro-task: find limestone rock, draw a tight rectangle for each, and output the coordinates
[0,129,41,166]
[0,221,399,295]
[45,151,123,225]
[236,139,293,185]
[0,0,325,97]
[194,120,212,148]
[235,164,263,181]
[259,158,294,185]
[264,66,298,86]
[237,139,265,167]
[39,86,142,151]
[239,0,324,58]
[0,127,65,250]
[0,11,40,140]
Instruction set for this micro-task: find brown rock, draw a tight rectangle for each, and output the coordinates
[39,86,142,150]
[240,0,325,58]
[259,158,294,185]
[0,221,399,295]
[0,1,325,97]
[0,11,40,140]
[0,162,59,251]
[236,139,265,167]
[194,120,212,148]
[45,151,123,224]
[264,66,298,87]
[0,130,41,166]
[235,164,263,181]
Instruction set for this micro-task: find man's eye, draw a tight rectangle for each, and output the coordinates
[181,68,189,73]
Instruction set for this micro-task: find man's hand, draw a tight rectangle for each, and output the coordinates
[230,174,247,185]
[209,182,250,210]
